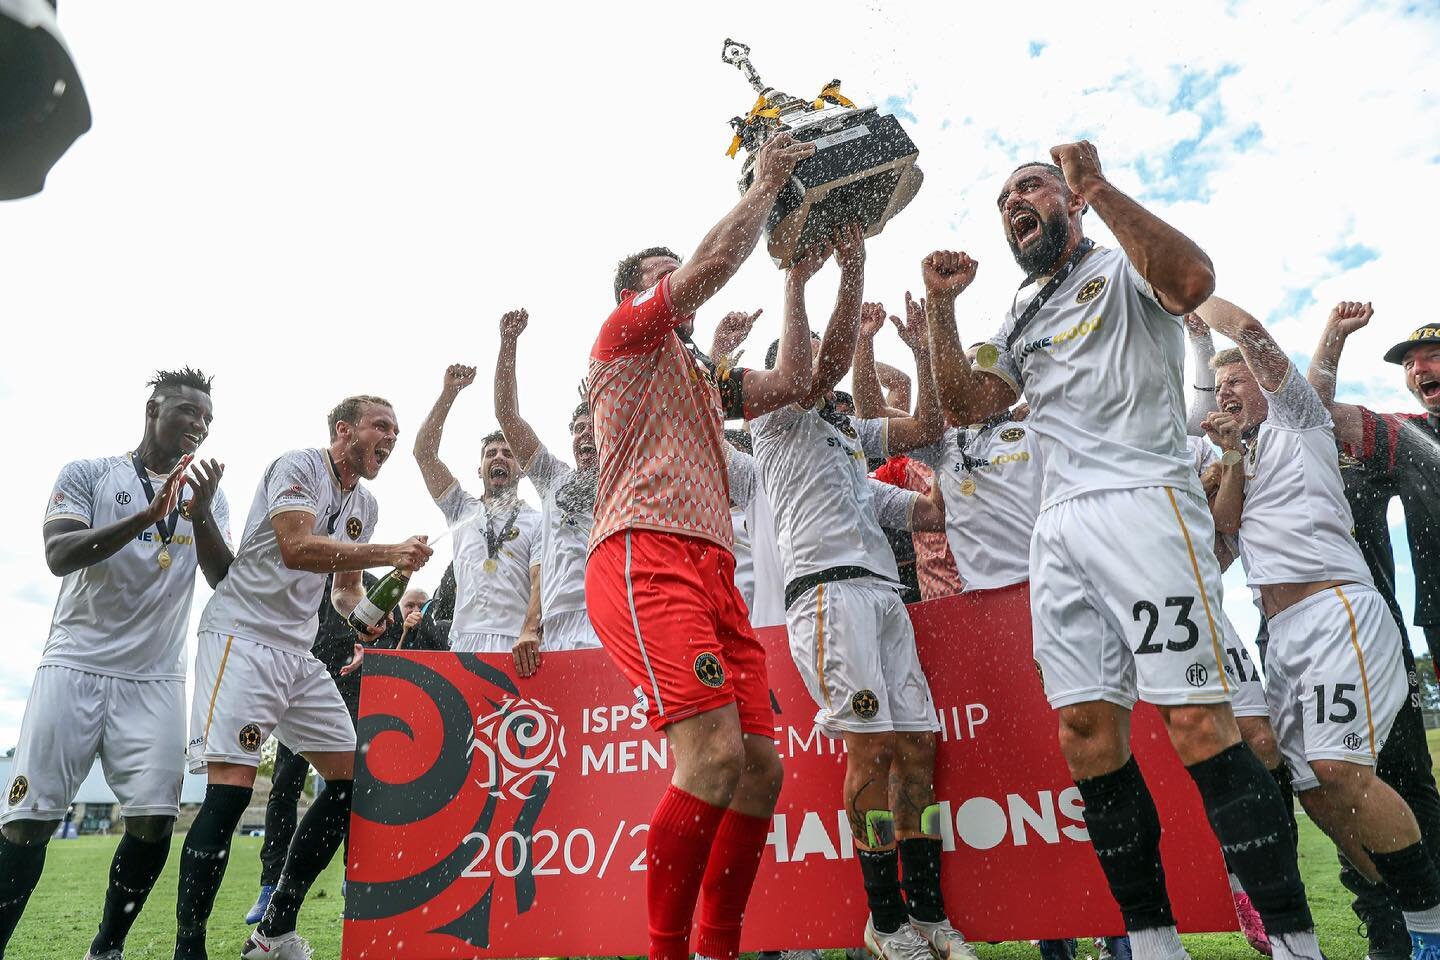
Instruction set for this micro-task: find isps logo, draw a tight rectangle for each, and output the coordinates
[467,696,568,800]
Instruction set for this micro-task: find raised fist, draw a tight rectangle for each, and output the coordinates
[859,302,887,340]
[1049,140,1106,197]
[921,251,979,302]
[444,364,477,393]
[499,308,529,339]
[1327,300,1373,337]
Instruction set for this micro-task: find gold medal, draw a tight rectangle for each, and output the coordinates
[959,476,977,497]
[975,343,1000,369]
[157,547,172,570]
[483,558,498,574]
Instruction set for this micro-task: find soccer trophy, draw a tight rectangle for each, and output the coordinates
[721,39,922,268]
[0,0,91,200]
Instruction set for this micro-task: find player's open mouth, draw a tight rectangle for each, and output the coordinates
[577,443,596,457]
[1010,208,1041,245]
[374,446,391,465]
[182,432,204,448]
[489,464,511,481]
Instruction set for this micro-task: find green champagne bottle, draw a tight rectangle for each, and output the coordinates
[348,567,411,633]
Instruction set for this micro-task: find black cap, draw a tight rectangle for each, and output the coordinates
[1384,326,1440,364]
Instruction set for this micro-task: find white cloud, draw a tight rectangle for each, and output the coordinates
[1,0,1437,743]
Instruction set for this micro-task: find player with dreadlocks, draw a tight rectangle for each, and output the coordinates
[1,368,232,960]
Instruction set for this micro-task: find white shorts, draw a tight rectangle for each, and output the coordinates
[1265,585,1407,792]
[1219,609,1269,718]
[786,578,939,736]
[1031,486,1233,710]
[542,610,601,651]
[187,632,355,772]
[450,631,518,654]
[2,666,185,822]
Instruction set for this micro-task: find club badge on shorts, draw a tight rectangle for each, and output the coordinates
[1185,663,1209,687]
[851,689,880,720]
[7,775,27,806]
[694,652,726,688]
[1343,732,1363,752]
[1075,276,1107,304]
[346,517,362,540]
[238,723,263,753]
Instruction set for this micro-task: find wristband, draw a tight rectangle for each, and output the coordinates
[1193,385,1217,392]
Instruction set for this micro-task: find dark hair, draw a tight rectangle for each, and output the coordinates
[613,246,680,304]
[569,401,590,431]
[481,430,509,454]
[327,395,393,440]
[832,390,854,409]
[765,330,820,369]
[724,428,752,455]
[1010,161,1084,213]
[147,367,213,397]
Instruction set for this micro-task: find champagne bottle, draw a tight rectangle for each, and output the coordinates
[348,567,410,633]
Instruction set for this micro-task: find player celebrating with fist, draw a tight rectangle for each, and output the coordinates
[923,141,1319,960]
[586,131,817,960]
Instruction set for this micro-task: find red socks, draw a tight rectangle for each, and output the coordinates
[647,785,727,960]
[694,808,773,960]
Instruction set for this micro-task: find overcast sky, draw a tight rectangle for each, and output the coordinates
[2,0,1436,746]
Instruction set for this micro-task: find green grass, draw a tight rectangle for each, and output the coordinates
[6,819,1376,960]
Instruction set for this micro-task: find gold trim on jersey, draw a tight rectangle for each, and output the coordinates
[1164,488,1230,694]
[202,635,236,749]
[815,585,832,709]
[1335,586,1377,757]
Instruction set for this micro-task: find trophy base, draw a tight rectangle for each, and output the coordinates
[741,108,922,268]
[0,9,90,200]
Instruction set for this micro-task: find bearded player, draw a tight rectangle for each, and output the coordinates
[0,369,229,960]
[586,130,816,960]
[174,395,432,960]
[922,141,1319,960]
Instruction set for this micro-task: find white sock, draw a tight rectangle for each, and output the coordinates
[1126,925,1186,960]
[1227,872,1245,895]
[1269,928,1323,960]
[1404,903,1440,934]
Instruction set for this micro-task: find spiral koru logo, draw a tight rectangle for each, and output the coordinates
[1343,732,1363,752]
[468,696,568,800]
[1185,663,1209,687]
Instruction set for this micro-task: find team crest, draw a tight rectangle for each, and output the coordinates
[851,689,880,720]
[346,516,362,540]
[1185,663,1209,687]
[115,491,132,505]
[52,492,64,506]
[1075,276,1107,304]
[179,499,193,521]
[1343,732,1363,752]
[238,723,263,752]
[999,427,1025,443]
[7,775,27,806]
[693,652,726,688]
[505,528,520,541]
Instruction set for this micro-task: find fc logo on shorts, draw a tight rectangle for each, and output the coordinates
[346,517,362,540]
[693,652,726,688]
[116,491,132,505]
[238,724,263,753]
[7,776,27,806]
[851,689,881,720]
[1185,663,1209,687]
[999,426,1026,443]
[1075,276,1107,304]
[1343,732,1363,752]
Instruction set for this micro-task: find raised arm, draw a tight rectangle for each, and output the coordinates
[710,308,762,364]
[1199,413,1246,536]
[876,358,913,414]
[1051,140,1215,315]
[494,308,543,470]
[741,242,830,418]
[185,458,234,587]
[1192,295,1288,391]
[1184,313,1218,436]
[1307,301,1374,447]
[882,292,945,453]
[666,133,816,318]
[922,250,1016,425]
[413,365,472,500]
[804,222,867,406]
[852,303,898,418]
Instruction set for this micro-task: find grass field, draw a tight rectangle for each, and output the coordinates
[6,816,1378,960]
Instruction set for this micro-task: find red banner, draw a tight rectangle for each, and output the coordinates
[343,585,1236,959]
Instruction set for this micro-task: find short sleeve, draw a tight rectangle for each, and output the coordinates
[869,478,919,531]
[525,445,569,497]
[726,447,758,510]
[435,480,481,527]
[851,417,889,461]
[749,406,804,443]
[266,451,322,518]
[46,459,100,525]
[1262,364,1331,431]
[591,274,679,361]
[1187,437,1219,475]
[979,326,1023,397]
[909,430,953,471]
[209,486,235,547]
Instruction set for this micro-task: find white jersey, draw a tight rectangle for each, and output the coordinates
[746,481,788,628]
[1237,365,1373,591]
[727,447,760,611]
[751,407,916,588]
[524,446,593,626]
[1187,435,1218,474]
[437,483,541,639]
[43,454,232,680]
[201,448,376,655]
[984,245,1198,510]
[913,418,1039,591]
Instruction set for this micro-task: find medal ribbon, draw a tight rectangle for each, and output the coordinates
[484,501,521,562]
[129,452,182,555]
[957,412,1012,474]
[1004,238,1096,351]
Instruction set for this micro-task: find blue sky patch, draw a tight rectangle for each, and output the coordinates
[1329,243,1380,271]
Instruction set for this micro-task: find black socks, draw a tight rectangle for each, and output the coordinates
[857,847,908,934]
[89,830,171,955]
[1074,756,1175,931]
[0,832,47,956]
[174,784,252,959]
[898,837,945,924]
[258,779,354,938]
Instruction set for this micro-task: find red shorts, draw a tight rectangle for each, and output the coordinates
[586,529,773,737]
